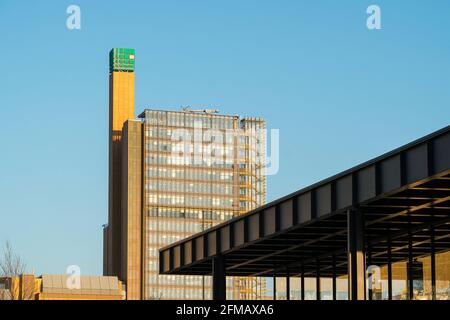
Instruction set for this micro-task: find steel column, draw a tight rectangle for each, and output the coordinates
[301,263,305,301]
[408,231,414,300]
[332,254,337,300]
[212,255,226,300]
[387,236,392,300]
[347,209,366,300]
[316,259,321,300]
[367,244,372,300]
[431,226,436,300]
[273,270,277,300]
[286,267,290,301]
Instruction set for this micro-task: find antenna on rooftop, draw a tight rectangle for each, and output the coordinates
[181,106,220,114]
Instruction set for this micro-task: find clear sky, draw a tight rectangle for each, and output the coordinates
[0,0,449,276]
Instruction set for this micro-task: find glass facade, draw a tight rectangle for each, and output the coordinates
[109,48,135,72]
[272,250,450,300]
[369,250,450,300]
[141,110,267,300]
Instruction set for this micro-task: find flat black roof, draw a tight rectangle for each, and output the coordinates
[160,125,450,277]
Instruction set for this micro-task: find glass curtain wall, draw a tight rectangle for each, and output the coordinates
[142,110,267,300]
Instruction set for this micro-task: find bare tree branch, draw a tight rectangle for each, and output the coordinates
[0,241,27,277]
[0,241,30,300]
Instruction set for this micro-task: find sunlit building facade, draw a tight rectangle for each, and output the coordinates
[139,109,266,299]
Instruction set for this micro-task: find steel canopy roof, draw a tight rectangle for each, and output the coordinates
[160,125,450,278]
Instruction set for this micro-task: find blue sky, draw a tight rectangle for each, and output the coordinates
[0,0,449,276]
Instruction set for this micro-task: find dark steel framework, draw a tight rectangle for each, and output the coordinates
[160,126,450,300]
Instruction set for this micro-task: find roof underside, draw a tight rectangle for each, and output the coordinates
[160,126,450,278]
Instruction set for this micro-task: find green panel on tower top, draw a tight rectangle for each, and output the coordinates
[109,48,135,72]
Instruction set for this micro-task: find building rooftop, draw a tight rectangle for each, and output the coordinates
[138,108,240,119]
[40,274,120,295]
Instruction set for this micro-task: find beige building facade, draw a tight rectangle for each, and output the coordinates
[0,274,124,300]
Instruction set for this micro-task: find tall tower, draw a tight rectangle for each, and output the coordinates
[105,48,135,277]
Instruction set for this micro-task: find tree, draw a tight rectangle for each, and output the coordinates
[0,241,32,300]
[0,241,26,277]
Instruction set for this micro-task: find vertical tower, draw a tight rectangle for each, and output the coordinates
[120,119,143,300]
[105,48,135,277]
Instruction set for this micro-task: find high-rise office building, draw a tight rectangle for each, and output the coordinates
[139,110,266,300]
[103,48,267,300]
